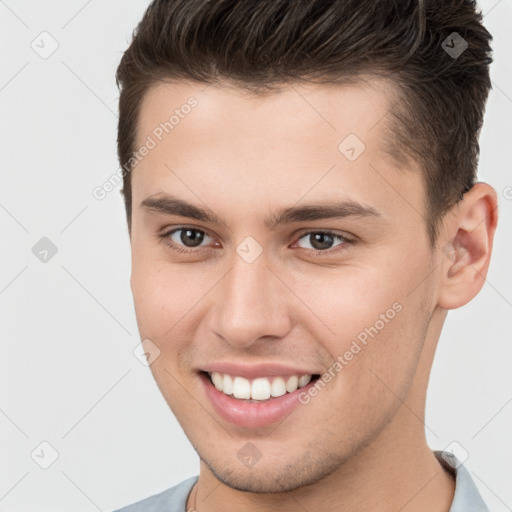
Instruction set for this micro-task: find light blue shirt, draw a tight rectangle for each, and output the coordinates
[113,451,488,511]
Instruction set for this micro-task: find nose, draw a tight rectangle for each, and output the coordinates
[209,250,292,349]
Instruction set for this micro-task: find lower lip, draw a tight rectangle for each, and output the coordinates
[199,372,317,428]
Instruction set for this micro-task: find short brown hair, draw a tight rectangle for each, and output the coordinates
[116,0,493,246]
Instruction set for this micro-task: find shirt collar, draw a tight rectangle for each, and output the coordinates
[433,450,489,512]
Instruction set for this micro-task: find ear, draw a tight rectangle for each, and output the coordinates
[437,182,498,310]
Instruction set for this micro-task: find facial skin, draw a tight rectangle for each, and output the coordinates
[128,78,497,512]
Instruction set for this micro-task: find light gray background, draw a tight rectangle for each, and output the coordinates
[1,1,511,511]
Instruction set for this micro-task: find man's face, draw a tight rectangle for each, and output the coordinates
[129,79,442,492]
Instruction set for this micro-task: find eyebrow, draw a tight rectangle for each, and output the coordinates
[141,194,382,230]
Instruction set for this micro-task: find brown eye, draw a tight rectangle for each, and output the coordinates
[160,227,215,253]
[175,228,206,247]
[294,231,352,254]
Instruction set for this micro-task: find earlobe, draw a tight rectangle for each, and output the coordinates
[437,182,498,310]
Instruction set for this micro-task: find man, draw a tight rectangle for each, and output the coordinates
[113,0,498,510]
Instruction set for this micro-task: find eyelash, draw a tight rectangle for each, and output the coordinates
[158,226,354,257]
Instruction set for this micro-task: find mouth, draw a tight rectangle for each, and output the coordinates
[204,371,320,402]
[198,369,321,428]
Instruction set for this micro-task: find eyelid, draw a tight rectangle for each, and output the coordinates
[293,228,355,242]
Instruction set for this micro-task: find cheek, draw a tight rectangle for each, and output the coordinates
[296,263,429,405]
[291,263,405,343]
[130,260,203,411]
[130,249,202,337]
[130,255,214,381]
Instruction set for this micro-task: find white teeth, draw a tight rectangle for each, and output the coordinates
[233,376,251,399]
[223,374,233,395]
[251,378,271,400]
[298,375,311,388]
[285,375,299,393]
[211,372,223,391]
[208,372,314,401]
[271,377,286,397]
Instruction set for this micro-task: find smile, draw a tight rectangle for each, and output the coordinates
[208,371,314,401]
[199,368,321,428]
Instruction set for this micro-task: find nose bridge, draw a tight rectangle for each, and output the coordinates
[211,249,291,348]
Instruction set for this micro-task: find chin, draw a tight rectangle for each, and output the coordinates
[200,447,347,494]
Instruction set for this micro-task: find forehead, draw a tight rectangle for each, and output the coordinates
[137,77,402,154]
[132,78,424,229]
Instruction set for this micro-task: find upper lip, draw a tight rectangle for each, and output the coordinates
[199,361,320,380]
